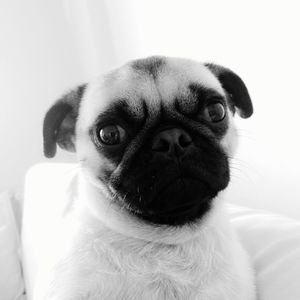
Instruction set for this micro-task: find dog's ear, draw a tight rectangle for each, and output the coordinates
[205,63,253,118]
[43,84,86,158]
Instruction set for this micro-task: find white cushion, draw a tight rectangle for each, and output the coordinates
[22,163,78,300]
[0,192,26,300]
[22,163,300,300]
[228,205,300,299]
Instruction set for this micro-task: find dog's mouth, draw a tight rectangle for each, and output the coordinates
[147,198,207,218]
[110,148,230,226]
[125,176,218,226]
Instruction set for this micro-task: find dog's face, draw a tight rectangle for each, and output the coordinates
[43,56,252,226]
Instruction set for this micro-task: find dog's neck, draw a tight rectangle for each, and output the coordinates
[73,173,233,246]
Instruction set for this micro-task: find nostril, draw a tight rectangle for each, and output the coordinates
[151,128,193,154]
[178,134,192,148]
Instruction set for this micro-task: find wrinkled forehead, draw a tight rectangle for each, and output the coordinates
[79,57,225,128]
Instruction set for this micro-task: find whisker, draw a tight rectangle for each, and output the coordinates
[228,156,263,179]
[229,164,254,183]
[104,190,117,217]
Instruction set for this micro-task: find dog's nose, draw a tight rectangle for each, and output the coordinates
[151,128,192,158]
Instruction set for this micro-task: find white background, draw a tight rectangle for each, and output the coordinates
[1,0,300,219]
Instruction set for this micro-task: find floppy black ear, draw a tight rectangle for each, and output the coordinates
[43,84,86,158]
[205,63,253,118]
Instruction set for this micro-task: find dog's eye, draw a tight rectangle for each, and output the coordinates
[96,125,126,146]
[203,102,226,123]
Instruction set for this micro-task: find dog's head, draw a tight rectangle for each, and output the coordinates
[43,56,252,227]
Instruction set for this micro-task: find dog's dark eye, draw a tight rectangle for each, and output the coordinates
[96,125,126,146]
[203,102,226,123]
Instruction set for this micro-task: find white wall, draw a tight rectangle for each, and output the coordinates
[0,1,80,192]
[1,0,300,219]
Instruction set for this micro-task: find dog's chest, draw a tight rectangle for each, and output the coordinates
[37,215,255,300]
[71,232,231,300]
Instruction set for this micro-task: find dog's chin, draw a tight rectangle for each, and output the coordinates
[125,178,219,226]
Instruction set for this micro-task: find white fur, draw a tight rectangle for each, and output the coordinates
[77,57,224,132]
[35,57,256,299]
[34,185,255,300]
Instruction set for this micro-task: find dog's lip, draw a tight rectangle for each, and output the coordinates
[146,176,210,215]
[156,176,203,197]
[147,200,201,216]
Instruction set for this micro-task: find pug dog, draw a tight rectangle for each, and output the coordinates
[38,56,256,300]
